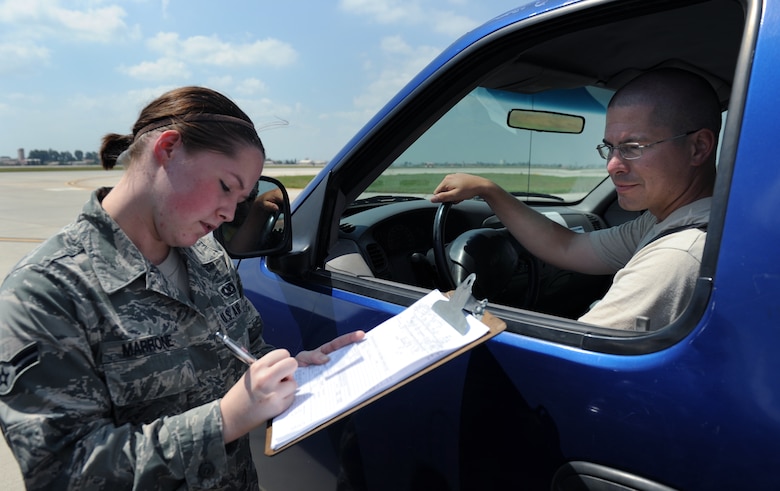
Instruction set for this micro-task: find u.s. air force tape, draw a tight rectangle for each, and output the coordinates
[0,342,40,396]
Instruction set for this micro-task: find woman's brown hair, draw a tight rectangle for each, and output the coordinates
[100,86,264,170]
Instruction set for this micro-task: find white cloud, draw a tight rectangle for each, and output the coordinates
[338,0,424,24]
[429,10,479,37]
[334,2,483,131]
[203,77,269,104]
[0,0,47,22]
[147,32,179,49]
[161,0,171,18]
[147,32,298,68]
[306,32,441,146]
[233,78,268,96]
[338,0,479,35]
[50,5,130,42]
[0,1,134,43]
[353,35,439,113]
[207,75,235,89]
[0,86,173,154]
[240,97,300,122]
[118,58,191,82]
[5,91,43,104]
[0,42,50,75]
[380,35,413,55]
[126,86,181,110]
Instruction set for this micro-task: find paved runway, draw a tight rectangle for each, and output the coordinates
[0,167,317,490]
[0,169,124,277]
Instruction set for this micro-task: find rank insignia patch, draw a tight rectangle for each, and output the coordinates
[0,343,40,396]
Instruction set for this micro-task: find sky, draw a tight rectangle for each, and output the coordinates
[0,0,526,162]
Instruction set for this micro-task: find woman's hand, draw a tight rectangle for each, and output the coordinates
[220,349,298,443]
[295,330,366,367]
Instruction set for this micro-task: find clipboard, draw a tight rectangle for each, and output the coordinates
[265,274,506,456]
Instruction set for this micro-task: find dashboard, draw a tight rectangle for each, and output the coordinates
[328,198,615,319]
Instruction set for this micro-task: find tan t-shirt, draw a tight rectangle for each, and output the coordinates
[579,198,711,331]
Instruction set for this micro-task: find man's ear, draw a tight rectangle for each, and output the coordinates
[690,128,717,166]
[152,130,183,166]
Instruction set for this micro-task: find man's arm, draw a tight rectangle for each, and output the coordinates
[432,173,613,274]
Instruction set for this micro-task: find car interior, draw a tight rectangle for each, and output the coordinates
[309,0,745,340]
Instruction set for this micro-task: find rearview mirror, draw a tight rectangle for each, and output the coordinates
[507,109,585,134]
[214,175,292,258]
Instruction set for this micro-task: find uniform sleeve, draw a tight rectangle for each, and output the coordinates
[578,231,705,330]
[0,265,229,490]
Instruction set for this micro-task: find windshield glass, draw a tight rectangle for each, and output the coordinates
[360,85,611,202]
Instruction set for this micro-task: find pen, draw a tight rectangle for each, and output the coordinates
[214,330,257,366]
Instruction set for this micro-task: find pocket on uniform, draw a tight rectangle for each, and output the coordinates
[102,348,197,406]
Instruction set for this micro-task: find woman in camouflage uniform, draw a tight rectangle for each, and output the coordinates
[0,86,363,490]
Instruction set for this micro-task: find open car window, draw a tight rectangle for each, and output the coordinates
[334,84,618,323]
[330,78,726,336]
[357,86,611,204]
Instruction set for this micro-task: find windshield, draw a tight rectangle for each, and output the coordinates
[359,85,611,203]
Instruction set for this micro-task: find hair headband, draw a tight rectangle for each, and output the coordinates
[134,113,257,141]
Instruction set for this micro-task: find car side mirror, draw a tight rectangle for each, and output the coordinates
[214,175,292,258]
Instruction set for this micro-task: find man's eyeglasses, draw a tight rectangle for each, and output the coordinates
[596,129,699,160]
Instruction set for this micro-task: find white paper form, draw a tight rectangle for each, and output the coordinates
[269,289,489,451]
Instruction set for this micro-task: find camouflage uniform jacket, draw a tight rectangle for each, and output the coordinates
[0,188,275,490]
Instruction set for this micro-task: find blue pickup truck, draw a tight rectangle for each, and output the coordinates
[221,0,779,489]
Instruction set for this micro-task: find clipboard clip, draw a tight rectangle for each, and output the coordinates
[432,273,488,335]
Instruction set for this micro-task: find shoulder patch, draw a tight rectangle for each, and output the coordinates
[0,342,40,396]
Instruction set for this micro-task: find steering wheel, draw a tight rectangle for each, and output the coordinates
[432,202,540,308]
[258,208,282,246]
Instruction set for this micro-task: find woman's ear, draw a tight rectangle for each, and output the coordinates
[152,130,183,166]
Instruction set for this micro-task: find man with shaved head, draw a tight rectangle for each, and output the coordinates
[432,68,720,330]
